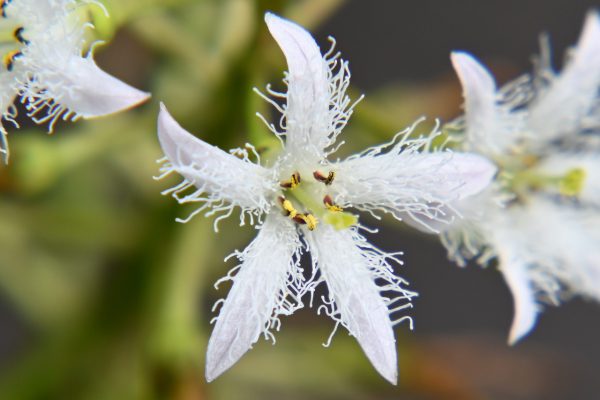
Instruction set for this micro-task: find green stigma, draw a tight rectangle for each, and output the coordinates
[559,168,586,197]
[323,210,359,230]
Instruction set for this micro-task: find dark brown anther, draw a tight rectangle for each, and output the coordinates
[313,170,335,185]
[280,171,301,189]
[14,27,29,44]
[1,0,9,18]
[292,214,306,225]
[323,195,342,212]
[3,50,22,72]
[292,213,318,230]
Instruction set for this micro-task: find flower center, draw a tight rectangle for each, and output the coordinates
[0,2,28,73]
[278,170,358,231]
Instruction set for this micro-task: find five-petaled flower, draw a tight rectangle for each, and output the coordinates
[156,13,495,383]
[433,11,600,344]
[0,0,150,162]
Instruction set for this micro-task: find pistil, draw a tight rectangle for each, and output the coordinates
[508,167,586,197]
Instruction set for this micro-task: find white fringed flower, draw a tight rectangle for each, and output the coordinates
[439,11,600,344]
[156,13,495,383]
[0,0,150,162]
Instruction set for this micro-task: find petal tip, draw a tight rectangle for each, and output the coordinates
[450,52,494,89]
[381,368,398,385]
[204,360,222,383]
[507,307,537,345]
[264,11,277,23]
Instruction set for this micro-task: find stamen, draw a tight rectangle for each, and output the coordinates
[293,213,318,231]
[323,195,343,212]
[3,49,21,71]
[280,171,301,189]
[313,170,335,185]
[1,0,10,18]
[13,27,28,44]
[278,196,298,218]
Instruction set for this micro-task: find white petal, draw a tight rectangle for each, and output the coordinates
[432,152,497,200]
[0,80,16,162]
[62,56,150,118]
[206,215,301,381]
[498,256,538,345]
[157,104,276,214]
[5,0,67,23]
[451,52,520,155]
[528,12,600,141]
[309,226,411,384]
[264,13,331,162]
[332,143,496,230]
[24,56,149,121]
[487,197,600,341]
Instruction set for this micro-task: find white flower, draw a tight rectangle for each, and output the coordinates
[156,13,495,383]
[439,11,600,343]
[0,0,150,162]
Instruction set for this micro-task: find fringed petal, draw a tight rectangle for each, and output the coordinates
[21,55,149,130]
[451,51,522,155]
[528,12,600,142]
[157,104,277,227]
[331,120,496,231]
[488,197,600,341]
[308,225,416,384]
[206,215,303,381]
[264,13,357,164]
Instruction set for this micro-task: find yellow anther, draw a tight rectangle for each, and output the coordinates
[323,195,342,212]
[313,170,335,185]
[304,214,318,230]
[280,198,298,218]
[293,213,318,230]
[280,171,301,189]
[3,50,21,71]
[325,204,343,212]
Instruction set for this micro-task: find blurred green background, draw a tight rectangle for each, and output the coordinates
[0,0,599,399]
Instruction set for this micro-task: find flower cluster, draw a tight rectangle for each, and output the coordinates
[434,12,600,343]
[4,0,597,387]
[156,13,495,383]
[0,0,149,162]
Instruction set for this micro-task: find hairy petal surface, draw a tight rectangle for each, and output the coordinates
[451,51,523,155]
[157,104,276,225]
[308,225,416,384]
[528,11,600,143]
[21,54,149,128]
[486,197,600,341]
[264,13,358,165]
[206,216,302,382]
[331,125,496,230]
[0,72,21,161]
